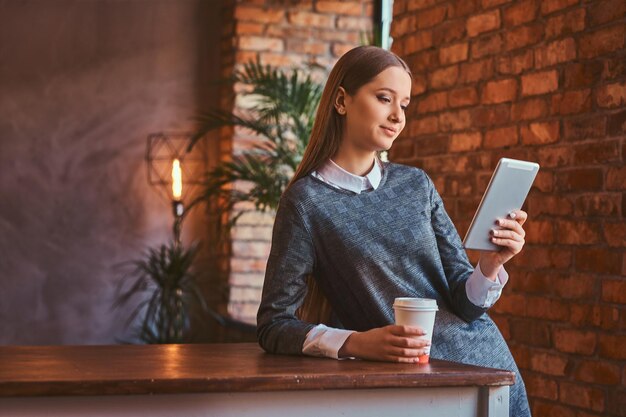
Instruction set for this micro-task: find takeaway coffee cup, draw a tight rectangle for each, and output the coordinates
[393,298,438,364]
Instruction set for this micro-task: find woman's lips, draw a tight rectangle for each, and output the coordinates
[381,126,397,136]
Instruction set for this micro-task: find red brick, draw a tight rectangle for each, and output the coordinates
[439,42,469,65]
[511,97,549,120]
[525,373,559,400]
[540,0,578,15]
[471,33,502,58]
[551,89,592,115]
[452,0,480,17]
[407,0,439,11]
[520,121,559,145]
[481,78,518,104]
[482,0,512,8]
[556,168,604,191]
[448,86,478,108]
[608,388,626,417]
[239,36,284,52]
[503,0,538,27]
[288,11,334,28]
[230,258,269,273]
[484,125,518,148]
[429,66,459,89]
[545,7,585,38]
[607,109,626,136]
[449,132,482,152]
[332,43,356,58]
[409,116,439,136]
[575,248,623,275]
[389,139,415,161]
[563,114,606,141]
[235,22,265,35]
[554,328,596,355]
[510,318,552,347]
[588,0,626,26]
[532,401,575,417]
[417,91,447,114]
[553,274,596,300]
[579,24,626,59]
[537,145,574,168]
[336,16,372,31]
[535,38,577,69]
[573,140,620,165]
[390,15,415,38]
[497,49,533,75]
[563,61,602,88]
[471,104,510,127]
[530,351,568,376]
[574,193,621,217]
[405,30,433,54]
[602,279,626,303]
[528,194,572,216]
[559,381,605,412]
[533,171,554,193]
[526,296,570,321]
[505,23,544,51]
[554,220,601,245]
[416,5,449,29]
[235,6,285,23]
[459,58,495,83]
[286,39,328,55]
[408,49,438,72]
[467,9,501,37]
[491,293,527,315]
[511,246,571,269]
[316,1,363,16]
[599,334,626,360]
[492,315,510,339]
[522,70,559,96]
[524,219,554,244]
[596,81,626,109]
[438,110,472,131]
[433,19,465,44]
[604,223,626,247]
[393,0,406,15]
[607,166,626,190]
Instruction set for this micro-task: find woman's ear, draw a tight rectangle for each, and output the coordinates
[334,87,347,115]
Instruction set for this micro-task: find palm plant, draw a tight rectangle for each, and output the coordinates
[186,60,324,225]
[114,241,212,344]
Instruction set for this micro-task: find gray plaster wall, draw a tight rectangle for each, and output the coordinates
[0,0,221,344]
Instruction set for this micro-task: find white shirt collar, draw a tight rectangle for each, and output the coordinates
[316,158,383,194]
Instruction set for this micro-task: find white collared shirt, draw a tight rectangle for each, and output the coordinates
[303,158,508,359]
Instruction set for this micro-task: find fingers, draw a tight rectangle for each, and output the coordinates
[495,217,526,238]
[490,235,525,254]
[389,324,426,337]
[490,228,523,242]
[508,210,528,226]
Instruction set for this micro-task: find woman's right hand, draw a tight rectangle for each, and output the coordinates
[338,325,430,363]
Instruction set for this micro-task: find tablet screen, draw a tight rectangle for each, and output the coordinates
[462,158,539,251]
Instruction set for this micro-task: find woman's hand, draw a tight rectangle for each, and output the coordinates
[338,324,430,363]
[479,209,528,279]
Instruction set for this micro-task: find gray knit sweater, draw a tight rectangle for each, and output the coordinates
[257,162,531,417]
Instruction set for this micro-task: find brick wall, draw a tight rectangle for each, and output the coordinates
[389,0,625,416]
[219,0,373,324]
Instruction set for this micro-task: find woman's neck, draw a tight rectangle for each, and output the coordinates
[331,149,377,177]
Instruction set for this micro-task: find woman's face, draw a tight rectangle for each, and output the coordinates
[339,66,411,153]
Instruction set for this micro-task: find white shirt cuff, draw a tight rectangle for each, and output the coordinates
[303,324,356,359]
[465,261,509,308]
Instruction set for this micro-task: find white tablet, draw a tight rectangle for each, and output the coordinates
[462,158,540,251]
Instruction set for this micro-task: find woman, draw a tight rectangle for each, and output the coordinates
[256,46,531,417]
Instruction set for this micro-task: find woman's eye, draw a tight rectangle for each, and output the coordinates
[401,105,408,111]
[377,95,391,103]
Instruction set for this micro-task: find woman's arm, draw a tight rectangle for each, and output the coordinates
[256,198,317,355]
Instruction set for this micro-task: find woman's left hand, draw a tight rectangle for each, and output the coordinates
[478,209,527,278]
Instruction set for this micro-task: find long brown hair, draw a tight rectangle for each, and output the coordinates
[292,46,412,324]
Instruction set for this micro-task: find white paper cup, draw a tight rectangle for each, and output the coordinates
[393,298,438,363]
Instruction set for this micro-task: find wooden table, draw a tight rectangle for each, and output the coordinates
[0,343,514,417]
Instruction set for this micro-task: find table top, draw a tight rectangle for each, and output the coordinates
[0,343,515,397]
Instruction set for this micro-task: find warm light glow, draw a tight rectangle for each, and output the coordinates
[172,159,182,200]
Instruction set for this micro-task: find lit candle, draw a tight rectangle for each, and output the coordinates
[171,159,182,201]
